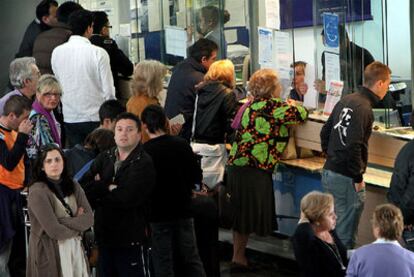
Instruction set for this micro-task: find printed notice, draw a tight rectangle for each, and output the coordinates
[165,26,187,58]
[323,80,344,115]
[274,31,292,79]
[258,27,273,68]
[265,0,280,29]
[324,52,341,93]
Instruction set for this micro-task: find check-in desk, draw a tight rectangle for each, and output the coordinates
[274,113,409,246]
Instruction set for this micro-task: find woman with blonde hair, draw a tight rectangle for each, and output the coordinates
[347,204,414,277]
[191,59,238,189]
[227,68,307,268]
[292,191,347,277]
[27,74,62,160]
[126,60,167,142]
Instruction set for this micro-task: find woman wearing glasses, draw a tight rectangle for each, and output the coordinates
[27,74,62,160]
[27,143,93,277]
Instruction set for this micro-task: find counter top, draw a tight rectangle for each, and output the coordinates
[280,156,391,189]
[308,111,414,141]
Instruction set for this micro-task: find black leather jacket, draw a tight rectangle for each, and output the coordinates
[79,144,155,247]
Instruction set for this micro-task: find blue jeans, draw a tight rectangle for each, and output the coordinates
[321,169,365,249]
[150,218,206,277]
[98,244,146,277]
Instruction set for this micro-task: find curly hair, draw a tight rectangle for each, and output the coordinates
[248,69,282,99]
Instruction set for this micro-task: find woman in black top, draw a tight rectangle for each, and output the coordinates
[292,191,348,277]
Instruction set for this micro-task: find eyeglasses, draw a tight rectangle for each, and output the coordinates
[41,92,62,98]
[105,25,112,28]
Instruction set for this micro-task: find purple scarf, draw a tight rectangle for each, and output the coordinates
[231,100,251,130]
[32,100,61,146]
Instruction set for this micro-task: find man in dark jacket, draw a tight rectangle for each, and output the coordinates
[90,11,134,99]
[320,61,391,249]
[141,105,206,277]
[165,38,218,141]
[315,27,375,100]
[388,112,414,251]
[15,0,58,58]
[80,112,155,277]
[33,1,83,74]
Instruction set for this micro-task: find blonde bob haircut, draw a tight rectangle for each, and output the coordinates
[131,60,167,98]
[204,59,235,89]
[300,191,334,224]
[36,74,62,95]
[372,204,404,241]
[248,68,282,99]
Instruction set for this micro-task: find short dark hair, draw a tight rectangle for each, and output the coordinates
[141,105,168,134]
[68,9,94,36]
[57,1,83,24]
[3,95,32,117]
[36,0,58,21]
[115,112,142,132]
[189,38,218,63]
[84,128,115,154]
[30,143,75,197]
[92,11,109,34]
[99,100,126,124]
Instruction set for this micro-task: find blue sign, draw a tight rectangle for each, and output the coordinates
[323,13,339,48]
[279,0,372,29]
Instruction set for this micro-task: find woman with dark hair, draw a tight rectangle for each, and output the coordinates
[27,144,93,277]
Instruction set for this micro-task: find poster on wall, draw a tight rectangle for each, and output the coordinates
[258,27,273,68]
[323,80,344,115]
[264,0,280,30]
[323,13,339,49]
[165,26,187,58]
[324,52,341,94]
[273,30,292,80]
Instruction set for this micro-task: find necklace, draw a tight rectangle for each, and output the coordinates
[321,240,346,270]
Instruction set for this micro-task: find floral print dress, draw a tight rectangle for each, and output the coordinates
[227,97,308,172]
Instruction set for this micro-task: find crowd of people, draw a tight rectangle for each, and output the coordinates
[1,1,414,277]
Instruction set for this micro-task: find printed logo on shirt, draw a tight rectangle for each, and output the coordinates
[333,107,353,146]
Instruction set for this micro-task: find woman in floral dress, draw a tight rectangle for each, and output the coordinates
[226,68,308,267]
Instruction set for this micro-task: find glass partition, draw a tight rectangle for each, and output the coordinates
[252,0,412,126]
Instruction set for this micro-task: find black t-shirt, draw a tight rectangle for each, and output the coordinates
[143,135,202,222]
